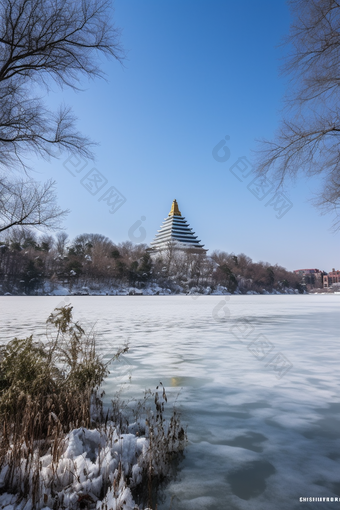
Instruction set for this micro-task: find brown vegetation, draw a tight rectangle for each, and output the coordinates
[0,229,303,295]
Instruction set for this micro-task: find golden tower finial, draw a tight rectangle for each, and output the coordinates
[169,199,181,216]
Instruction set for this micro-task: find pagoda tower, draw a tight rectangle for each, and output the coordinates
[150,199,207,253]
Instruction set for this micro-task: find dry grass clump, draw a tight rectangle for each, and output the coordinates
[0,305,186,509]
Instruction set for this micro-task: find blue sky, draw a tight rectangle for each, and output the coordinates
[32,0,339,272]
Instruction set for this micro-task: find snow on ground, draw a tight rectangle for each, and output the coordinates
[0,425,152,510]
[41,283,299,297]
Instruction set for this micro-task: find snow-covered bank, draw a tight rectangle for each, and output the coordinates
[0,411,186,510]
[0,395,185,510]
[0,425,150,510]
[48,283,301,296]
[1,282,302,297]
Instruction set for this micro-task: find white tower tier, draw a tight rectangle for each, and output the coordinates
[150,199,207,253]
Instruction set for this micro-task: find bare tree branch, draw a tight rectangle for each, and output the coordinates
[283,0,340,105]
[255,0,340,230]
[0,176,68,232]
[0,0,123,170]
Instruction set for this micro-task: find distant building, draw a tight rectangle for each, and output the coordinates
[323,269,340,288]
[150,199,207,253]
[294,269,324,288]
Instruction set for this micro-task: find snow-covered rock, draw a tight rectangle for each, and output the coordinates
[211,285,230,295]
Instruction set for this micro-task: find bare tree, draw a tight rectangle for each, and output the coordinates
[255,0,340,229]
[0,225,37,245]
[163,241,177,275]
[0,176,67,232]
[56,231,69,257]
[0,0,123,170]
[39,234,55,251]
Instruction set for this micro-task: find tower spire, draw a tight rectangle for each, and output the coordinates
[169,199,181,217]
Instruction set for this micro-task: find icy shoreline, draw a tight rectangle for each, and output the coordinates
[0,425,151,510]
[1,282,302,297]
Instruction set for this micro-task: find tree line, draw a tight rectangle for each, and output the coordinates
[0,228,303,295]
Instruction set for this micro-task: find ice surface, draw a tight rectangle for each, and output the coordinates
[0,295,339,509]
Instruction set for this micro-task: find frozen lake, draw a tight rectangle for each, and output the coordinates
[0,295,339,510]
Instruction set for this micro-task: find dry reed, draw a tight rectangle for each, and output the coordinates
[0,305,186,509]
